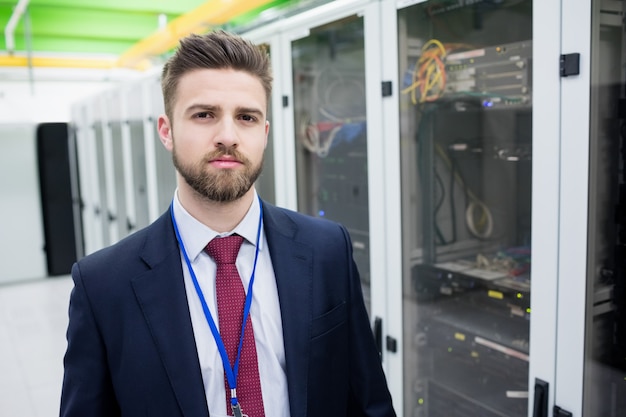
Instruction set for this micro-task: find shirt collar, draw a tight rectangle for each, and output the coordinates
[172,190,263,262]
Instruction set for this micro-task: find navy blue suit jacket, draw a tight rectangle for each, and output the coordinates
[60,201,396,417]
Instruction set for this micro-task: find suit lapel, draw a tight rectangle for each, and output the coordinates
[130,211,209,417]
[263,203,312,417]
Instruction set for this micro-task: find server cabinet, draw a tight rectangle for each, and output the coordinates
[36,122,80,276]
[118,80,151,233]
[91,97,113,247]
[105,89,128,242]
[395,1,533,416]
[292,15,371,283]
[239,0,390,361]
[147,74,178,215]
[555,0,626,416]
[72,102,102,256]
[288,6,374,314]
[0,124,47,283]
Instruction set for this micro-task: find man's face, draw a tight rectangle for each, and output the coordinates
[157,68,269,202]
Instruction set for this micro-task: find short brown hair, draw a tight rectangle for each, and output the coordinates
[161,30,272,120]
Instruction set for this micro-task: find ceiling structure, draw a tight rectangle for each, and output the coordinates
[0,0,301,71]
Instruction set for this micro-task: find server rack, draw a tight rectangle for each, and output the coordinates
[397,1,533,415]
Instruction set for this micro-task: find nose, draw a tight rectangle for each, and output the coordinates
[214,118,239,148]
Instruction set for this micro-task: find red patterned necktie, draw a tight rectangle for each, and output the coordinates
[205,235,265,417]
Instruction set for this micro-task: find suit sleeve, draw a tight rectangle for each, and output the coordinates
[60,262,121,417]
[340,226,397,417]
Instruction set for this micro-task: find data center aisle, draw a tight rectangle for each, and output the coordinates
[0,276,73,417]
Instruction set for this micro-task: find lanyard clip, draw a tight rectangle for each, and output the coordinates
[231,402,249,417]
[230,390,249,417]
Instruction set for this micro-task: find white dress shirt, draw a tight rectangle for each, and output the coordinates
[172,190,290,417]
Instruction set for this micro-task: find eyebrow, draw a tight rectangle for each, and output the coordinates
[184,104,218,115]
[238,107,265,118]
[184,104,264,118]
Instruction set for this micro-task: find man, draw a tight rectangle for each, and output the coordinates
[60,30,396,417]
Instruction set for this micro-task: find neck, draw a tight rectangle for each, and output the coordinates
[177,182,256,233]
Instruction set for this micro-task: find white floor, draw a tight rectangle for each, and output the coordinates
[0,276,73,417]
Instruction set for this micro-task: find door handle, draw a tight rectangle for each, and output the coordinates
[554,406,573,417]
[533,378,549,417]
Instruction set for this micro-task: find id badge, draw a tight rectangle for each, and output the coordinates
[231,403,249,417]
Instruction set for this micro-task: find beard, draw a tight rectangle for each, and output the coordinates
[172,143,263,203]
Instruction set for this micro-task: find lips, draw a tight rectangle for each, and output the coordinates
[209,154,242,168]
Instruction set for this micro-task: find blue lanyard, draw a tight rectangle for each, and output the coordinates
[170,196,263,409]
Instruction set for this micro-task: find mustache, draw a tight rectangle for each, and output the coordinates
[204,146,247,163]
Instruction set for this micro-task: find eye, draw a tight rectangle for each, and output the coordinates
[194,112,211,119]
[239,114,257,123]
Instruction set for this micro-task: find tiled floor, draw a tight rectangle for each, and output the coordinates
[0,276,73,417]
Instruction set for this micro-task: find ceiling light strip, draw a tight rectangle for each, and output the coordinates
[0,55,117,69]
[115,0,275,69]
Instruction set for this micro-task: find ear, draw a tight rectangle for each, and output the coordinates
[157,115,173,151]
[264,120,270,149]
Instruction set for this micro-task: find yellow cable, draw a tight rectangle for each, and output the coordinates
[401,39,448,104]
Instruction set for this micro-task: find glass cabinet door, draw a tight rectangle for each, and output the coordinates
[397,1,533,416]
[291,15,371,310]
[584,0,626,415]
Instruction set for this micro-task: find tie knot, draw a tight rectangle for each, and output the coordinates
[205,234,244,265]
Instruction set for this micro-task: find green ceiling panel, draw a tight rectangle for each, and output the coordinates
[23,0,209,15]
[0,0,310,63]
[0,0,207,55]
[19,9,172,39]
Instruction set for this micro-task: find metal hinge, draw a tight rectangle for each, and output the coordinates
[382,81,392,97]
[560,53,580,77]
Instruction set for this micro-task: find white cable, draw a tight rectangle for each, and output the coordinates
[465,199,494,239]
